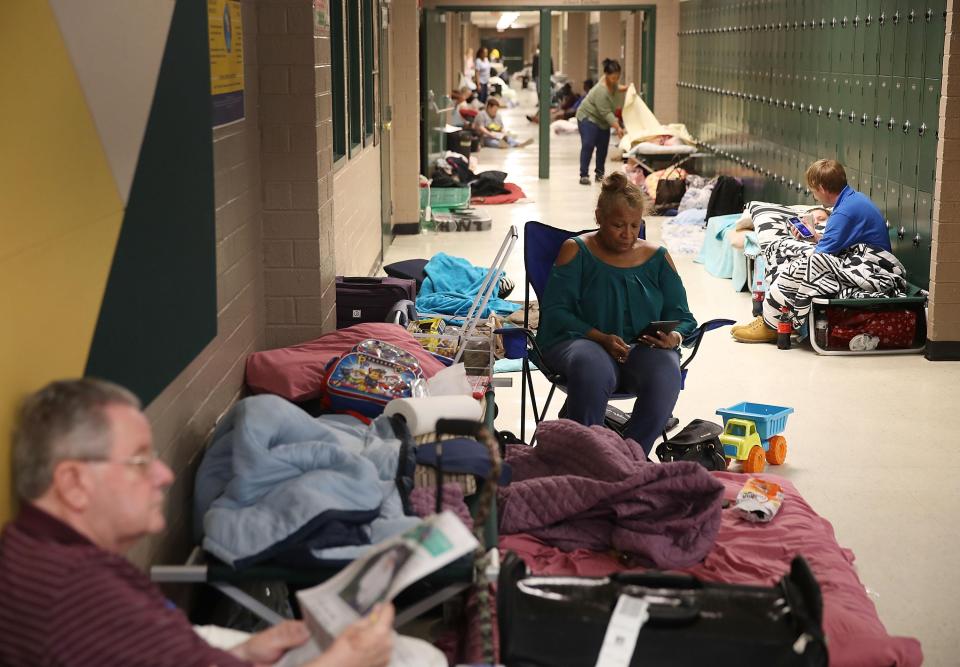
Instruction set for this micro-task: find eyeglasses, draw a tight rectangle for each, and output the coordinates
[80,450,161,474]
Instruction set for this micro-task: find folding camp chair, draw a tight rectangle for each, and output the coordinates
[510,220,734,443]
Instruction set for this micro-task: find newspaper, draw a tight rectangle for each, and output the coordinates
[275,511,478,666]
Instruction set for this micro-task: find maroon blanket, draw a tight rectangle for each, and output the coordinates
[500,472,923,666]
[498,419,724,569]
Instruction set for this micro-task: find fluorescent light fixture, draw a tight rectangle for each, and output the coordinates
[497,11,519,31]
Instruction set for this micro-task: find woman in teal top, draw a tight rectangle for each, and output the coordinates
[536,173,697,454]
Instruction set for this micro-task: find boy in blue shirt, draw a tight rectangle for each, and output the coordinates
[797,159,892,254]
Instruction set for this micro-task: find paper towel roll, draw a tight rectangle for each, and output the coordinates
[383,395,482,436]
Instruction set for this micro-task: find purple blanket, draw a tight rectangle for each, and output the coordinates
[498,419,724,569]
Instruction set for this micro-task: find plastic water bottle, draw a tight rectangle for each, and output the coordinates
[777,307,793,350]
[751,280,764,317]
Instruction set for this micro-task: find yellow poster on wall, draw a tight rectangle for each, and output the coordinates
[208,0,244,126]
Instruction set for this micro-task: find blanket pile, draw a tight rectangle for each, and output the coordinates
[195,395,419,568]
[749,202,907,330]
[416,252,521,318]
[498,419,724,569]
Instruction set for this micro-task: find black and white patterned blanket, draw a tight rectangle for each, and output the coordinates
[747,202,907,329]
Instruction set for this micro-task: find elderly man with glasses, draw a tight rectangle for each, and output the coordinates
[0,378,393,667]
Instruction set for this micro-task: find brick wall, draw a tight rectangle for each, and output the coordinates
[929,0,960,357]
[130,0,266,568]
[333,146,383,276]
[259,0,338,347]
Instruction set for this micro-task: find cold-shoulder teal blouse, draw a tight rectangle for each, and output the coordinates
[535,237,698,351]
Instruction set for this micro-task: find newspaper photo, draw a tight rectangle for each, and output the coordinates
[282,510,478,666]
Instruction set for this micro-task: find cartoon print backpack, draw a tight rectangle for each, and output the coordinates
[321,339,426,418]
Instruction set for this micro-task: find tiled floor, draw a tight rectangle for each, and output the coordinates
[385,89,958,664]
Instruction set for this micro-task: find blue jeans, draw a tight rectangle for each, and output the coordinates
[543,338,682,455]
[578,118,610,179]
[478,82,489,103]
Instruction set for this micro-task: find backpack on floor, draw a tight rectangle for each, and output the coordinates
[320,339,425,418]
[656,419,727,471]
[705,175,745,222]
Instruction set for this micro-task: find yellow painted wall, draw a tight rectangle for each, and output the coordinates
[0,2,124,522]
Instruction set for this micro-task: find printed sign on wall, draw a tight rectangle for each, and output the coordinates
[313,0,329,36]
[208,0,244,127]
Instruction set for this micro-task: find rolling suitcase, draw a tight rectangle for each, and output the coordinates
[498,552,828,666]
[335,276,416,329]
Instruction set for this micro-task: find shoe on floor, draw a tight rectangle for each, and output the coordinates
[518,138,534,148]
[730,318,754,334]
[732,316,778,344]
[595,173,604,182]
[579,176,591,185]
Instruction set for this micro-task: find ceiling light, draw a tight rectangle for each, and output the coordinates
[497,12,519,31]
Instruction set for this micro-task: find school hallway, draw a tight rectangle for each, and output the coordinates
[386,87,959,666]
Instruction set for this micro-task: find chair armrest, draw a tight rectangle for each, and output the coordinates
[680,318,735,371]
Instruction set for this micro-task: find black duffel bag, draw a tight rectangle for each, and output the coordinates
[655,418,727,471]
[498,552,828,667]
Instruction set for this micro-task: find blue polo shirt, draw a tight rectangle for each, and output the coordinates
[815,185,891,254]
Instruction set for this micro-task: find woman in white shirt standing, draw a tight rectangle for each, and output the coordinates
[474,46,491,103]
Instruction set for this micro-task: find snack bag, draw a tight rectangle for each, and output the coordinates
[733,478,784,523]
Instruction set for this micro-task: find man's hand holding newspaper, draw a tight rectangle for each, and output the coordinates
[275,511,478,667]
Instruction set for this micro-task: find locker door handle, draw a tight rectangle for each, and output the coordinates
[866,14,873,26]
[838,108,845,120]
[903,120,912,134]
[897,227,906,240]
[887,117,896,131]
[854,15,860,28]
[861,113,868,126]
[919,122,928,137]
[831,17,838,28]
[849,110,857,123]
[908,10,916,23]
[893,10,900,25]
[841,16,848,28]
[913,234,922,247]
[879,12,886,26]
[926,9,933,22]
[874,115,882,128]
[817,106,824,116]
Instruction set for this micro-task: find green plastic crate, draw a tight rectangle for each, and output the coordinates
[419,186,471,211]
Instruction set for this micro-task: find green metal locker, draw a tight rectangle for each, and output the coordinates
[922,0,946,79]
[899,185,917,259]
[852,1,865,74]
[845,77,862,172]
[874,76,892,180]
[887,76,906,181]
[877,0,895,75]
[890,0,908,78]
[860,75,877,174]
[861,0,881,75]
[904,2,925,77]
[848,167,861,192]
[886,180,903,243]
[917,77,939,192]
[900,77,923,190]
[913,189,933,283]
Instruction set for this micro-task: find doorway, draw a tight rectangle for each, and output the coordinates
[423,5,658,179]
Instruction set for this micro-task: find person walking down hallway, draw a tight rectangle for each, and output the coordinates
[474,46,491,103]
[576,59,628,185]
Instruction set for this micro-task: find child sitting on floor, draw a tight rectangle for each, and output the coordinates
[473,98,533,149]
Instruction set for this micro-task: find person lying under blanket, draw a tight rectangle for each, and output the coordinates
[0,378,395,667]
[733,159,898,344]
[535,173,697,455]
